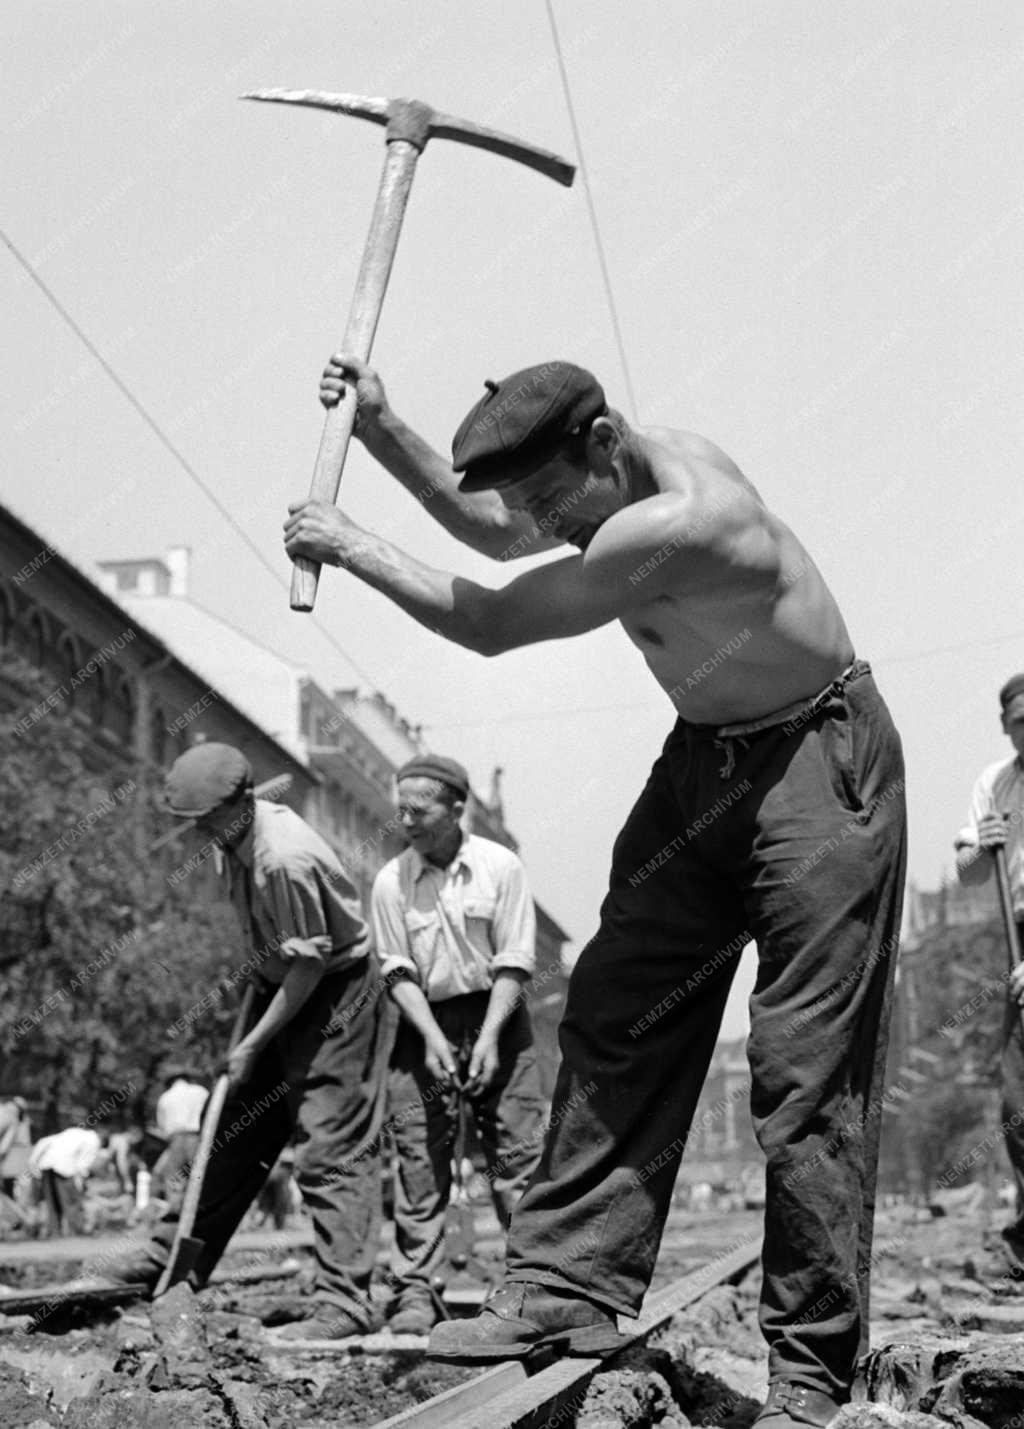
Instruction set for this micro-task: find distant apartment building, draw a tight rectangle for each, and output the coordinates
[0,508,571,1091]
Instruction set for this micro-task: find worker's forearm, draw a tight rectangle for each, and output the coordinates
[363,410,514,557]
[388,977,446,1045]
[334,522,495,653]
[479,970,529,1040]
[955,843,993,887]
[244,963,324,1050]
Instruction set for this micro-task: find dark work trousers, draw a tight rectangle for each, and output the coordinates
[1001,923,1024,1228]
[40,1170,82,1236]
[387,992,545,1292]
[153,957,395,1324]
[505,661,907,1403]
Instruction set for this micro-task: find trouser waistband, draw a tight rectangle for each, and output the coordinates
[687,659,870,740]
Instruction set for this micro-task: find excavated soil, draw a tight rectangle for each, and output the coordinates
[1,1204,1022,1427]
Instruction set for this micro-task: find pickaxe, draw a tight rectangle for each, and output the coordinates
[242,89,576,611]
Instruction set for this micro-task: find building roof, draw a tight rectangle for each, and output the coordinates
[0,500,309,785]
[111,591,307,758]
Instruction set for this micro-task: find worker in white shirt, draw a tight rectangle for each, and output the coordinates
[151,1068,210,1208]
[372,754,546,1334]
[28,1126,107,1236]
[955,672,1024,1265]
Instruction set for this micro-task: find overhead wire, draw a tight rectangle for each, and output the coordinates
[1,226,378,689]
[8,220,1022,735]
[544,0,640,424]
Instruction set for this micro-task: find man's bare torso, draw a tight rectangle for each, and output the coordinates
[595,429,854,724]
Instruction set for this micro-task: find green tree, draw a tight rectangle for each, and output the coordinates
[881,916,1009,1196]
[1,651,247,1131]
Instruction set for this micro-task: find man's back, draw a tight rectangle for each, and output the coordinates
[156,1079,209,1138]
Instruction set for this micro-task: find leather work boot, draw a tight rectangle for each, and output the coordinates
[427,1281,628,1361]
[753,1382,843,1429]
[388,1285,441,1335]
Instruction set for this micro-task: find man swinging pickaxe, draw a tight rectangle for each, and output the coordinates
[244,88,575,612]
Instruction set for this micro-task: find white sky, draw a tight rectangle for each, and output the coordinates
[4,2,1023,1039]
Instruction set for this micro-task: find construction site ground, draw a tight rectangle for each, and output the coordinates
[0,1202,1021,1427]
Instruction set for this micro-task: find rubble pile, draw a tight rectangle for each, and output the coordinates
[0,1277,472,1427]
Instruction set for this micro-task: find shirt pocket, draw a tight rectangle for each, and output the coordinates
[403,908,441,978]
[462,894,497,955]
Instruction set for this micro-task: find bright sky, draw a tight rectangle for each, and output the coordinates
[4,2,1023,1040]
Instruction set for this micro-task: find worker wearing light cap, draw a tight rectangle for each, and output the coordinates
[955,674,1024,1266]
[109,741,394,1338]
[371,752,545,1333]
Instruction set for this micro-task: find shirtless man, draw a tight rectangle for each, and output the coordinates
[284,357,907,1429]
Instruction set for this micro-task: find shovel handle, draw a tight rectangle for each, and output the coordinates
[153,982,257,1296]
[993,843,1024,1042]
[994,844,1023,967]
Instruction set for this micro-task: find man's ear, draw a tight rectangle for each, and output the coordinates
[586,416,619,473]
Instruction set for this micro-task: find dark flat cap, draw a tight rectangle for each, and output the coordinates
[396,754,470,799]
[1000,674,1024,711]
[452,361,606,492]
[164,743,253,818]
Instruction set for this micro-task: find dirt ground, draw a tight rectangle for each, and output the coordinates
[0,1203,1022,1427]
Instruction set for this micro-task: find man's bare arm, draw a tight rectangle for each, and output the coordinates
[284,501,619,653]
[284,486,753,655]
[322,354,559,561]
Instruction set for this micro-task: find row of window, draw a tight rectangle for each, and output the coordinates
[0,583,184,763]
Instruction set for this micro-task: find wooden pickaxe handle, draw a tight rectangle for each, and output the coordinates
[290,139,420,611]
[246,90,574,612]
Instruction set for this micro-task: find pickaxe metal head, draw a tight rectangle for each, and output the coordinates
[241,89,575,187]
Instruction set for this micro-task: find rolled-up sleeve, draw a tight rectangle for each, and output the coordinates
[491,852,536,977]
[263,863,335,964]
[371,864,419,983]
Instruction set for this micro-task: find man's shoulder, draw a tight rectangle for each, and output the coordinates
[641,425,743,474]
[253,801,339,876]
[596,449,764,560]
[974,754,1020,795]
[372,846,416,893]
[464,834,526,876]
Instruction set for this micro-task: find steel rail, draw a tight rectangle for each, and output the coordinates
[374,1235,761,1429]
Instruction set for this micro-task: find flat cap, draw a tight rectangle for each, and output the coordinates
[164,742,253,819]
[396,753,470,799]
[452,361,606,492]
[999,674,1024,711]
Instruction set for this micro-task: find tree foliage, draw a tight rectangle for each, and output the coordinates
[880,915,1011,1195]
[1,652,246,1133]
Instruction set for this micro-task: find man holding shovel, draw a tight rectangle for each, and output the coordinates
[282,355,907,1427]
[110,742,393,1337]
[954,673,1024,1267]
[372,753,545,1333]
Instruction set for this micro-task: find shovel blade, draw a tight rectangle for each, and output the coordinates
[153,1235,203,1298]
